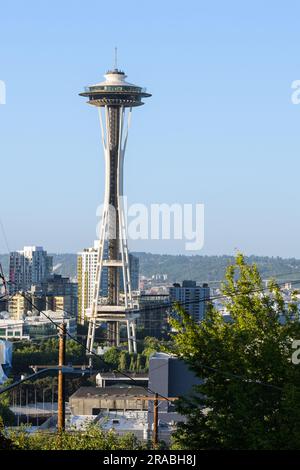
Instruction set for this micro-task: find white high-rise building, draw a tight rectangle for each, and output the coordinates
[169,281,210,323]
[9,246,52,294]
[77,241,100,325]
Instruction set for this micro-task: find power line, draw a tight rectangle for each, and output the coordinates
[3,273,300,397]
[18,291,173,404]
[3,269,300,319]
[3,276,300,348]
[83,274,300,344]
[18,285,297,395]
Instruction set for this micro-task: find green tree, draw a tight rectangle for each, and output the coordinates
[118,351,129,371]
[136,354,144,372]
[7,425,144,450]
[142,336,162,354]
[12,338,87,375]
[129,354,137,372]
[103,347,120,370]
[168,254,300,450]
[0,379,15,426]
[142,336,164,370]
[0,417,16,449]
[0,403,15,426]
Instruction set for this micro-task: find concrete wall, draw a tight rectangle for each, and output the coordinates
[69,396,148,416]
[148,353,202,427]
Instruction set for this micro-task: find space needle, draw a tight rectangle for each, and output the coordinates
[80,59,151,355]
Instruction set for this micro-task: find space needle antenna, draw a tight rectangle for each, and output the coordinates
[114,46,118,70]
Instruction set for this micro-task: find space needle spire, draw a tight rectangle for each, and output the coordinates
[80,64,151,355]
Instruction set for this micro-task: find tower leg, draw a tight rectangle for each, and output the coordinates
[86,319,96,367]
[116,322,120,347]
[127,320,132,353]
[87,318,96,353]
[131,321,137,353]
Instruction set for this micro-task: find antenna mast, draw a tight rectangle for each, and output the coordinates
[114,47,118,70]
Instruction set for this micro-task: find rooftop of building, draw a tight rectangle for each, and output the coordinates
[171,281,209,288]
[96,371,148,379]
[150,352,176,361]
[70,386,149,399]
[68,411,148,432]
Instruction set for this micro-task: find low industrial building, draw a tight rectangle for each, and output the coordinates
[69,386,149,416]
[68,352,201,443]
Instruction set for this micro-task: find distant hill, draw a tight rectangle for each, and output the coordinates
[133,253,300,284]
[1,252,300,284]
[50,253,78,280]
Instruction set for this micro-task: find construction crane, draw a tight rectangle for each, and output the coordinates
[0,262,7,298]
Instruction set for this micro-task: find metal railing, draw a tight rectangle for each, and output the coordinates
[84,86,147,93]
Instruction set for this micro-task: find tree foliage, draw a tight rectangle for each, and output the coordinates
[168,254,300,450]
[102,338,165,373]
[12,338,87,375]
[6,425,144,450]
[0,379,15,426]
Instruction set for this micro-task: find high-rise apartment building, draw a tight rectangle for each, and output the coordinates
[8,275,77,321]
[136,294,169,339]
[77,241,101,325]
[129,255,139,292]
[9,246,52,294]
[169,281,210,322]
[77,241,139,325]
[42,274,78,318]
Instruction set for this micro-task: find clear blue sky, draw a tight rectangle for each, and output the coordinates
[0,0,299,257]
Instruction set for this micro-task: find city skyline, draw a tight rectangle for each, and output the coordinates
[1,2,300,455]
[1,1,300,257]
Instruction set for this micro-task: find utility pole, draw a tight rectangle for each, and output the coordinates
[153,392,158,448]
[57,323,66,432]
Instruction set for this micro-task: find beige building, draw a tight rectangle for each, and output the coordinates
[46,295,72,315]
[69,386,149,416]
[8,294,31,320]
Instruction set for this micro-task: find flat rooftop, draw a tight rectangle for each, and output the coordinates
[70,386,149,399]
[97,372,148,379]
